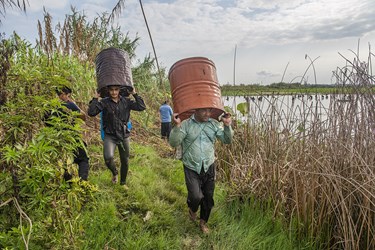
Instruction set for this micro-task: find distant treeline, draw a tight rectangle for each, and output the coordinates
[221,82,342,96]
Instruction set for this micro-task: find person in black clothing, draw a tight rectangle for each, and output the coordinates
[88,85,146,188]
[50,86,90,181]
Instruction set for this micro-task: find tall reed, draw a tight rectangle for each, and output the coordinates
[217,50,375,249]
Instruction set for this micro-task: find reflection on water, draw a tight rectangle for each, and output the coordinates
[222,94,356,134]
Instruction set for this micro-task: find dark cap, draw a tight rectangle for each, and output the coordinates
[56,86,72,95]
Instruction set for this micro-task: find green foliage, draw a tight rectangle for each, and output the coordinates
[236,102,248,116]
[0,11,168,247]
[0,37,98,250]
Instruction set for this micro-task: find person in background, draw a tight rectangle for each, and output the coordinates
[88,86,146,189]
[159,100,173,140]
[169,108,233,234]
[55,86,90,181]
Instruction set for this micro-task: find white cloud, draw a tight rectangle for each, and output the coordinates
[27,0,69,12]
[2,0,375,85]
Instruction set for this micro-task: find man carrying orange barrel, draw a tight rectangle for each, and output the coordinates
[169,109,233,234]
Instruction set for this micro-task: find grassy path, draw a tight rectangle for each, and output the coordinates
[79,141,306,250]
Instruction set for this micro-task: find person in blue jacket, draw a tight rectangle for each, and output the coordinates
[159,100,173,139]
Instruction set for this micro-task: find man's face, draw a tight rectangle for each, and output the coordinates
[195,108,212,122]
[58,92,69,102]
[108,86,120,99]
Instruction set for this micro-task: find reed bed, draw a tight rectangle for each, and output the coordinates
[217,51,375,249]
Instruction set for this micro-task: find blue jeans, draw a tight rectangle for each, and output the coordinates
[103,134,130,185]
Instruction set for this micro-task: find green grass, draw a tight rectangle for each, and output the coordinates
[73,140,314,250]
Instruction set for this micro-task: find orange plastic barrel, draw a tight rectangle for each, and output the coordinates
[168,57,224,121]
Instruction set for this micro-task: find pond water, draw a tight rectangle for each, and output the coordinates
[222,94,354,133]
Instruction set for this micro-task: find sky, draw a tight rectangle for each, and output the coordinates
[1,0,375,85]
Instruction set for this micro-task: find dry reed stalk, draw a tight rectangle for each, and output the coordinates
[217,48,375,248]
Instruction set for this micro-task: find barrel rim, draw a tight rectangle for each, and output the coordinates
[168,56,215,79]
[177,107,225,121]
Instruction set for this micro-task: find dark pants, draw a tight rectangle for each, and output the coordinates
[161,122,171,139]
[184,163,215,222]
[104,134,130,185]
[64,145,90,181]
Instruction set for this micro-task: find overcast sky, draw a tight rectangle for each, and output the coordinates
[2,0,375,85]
